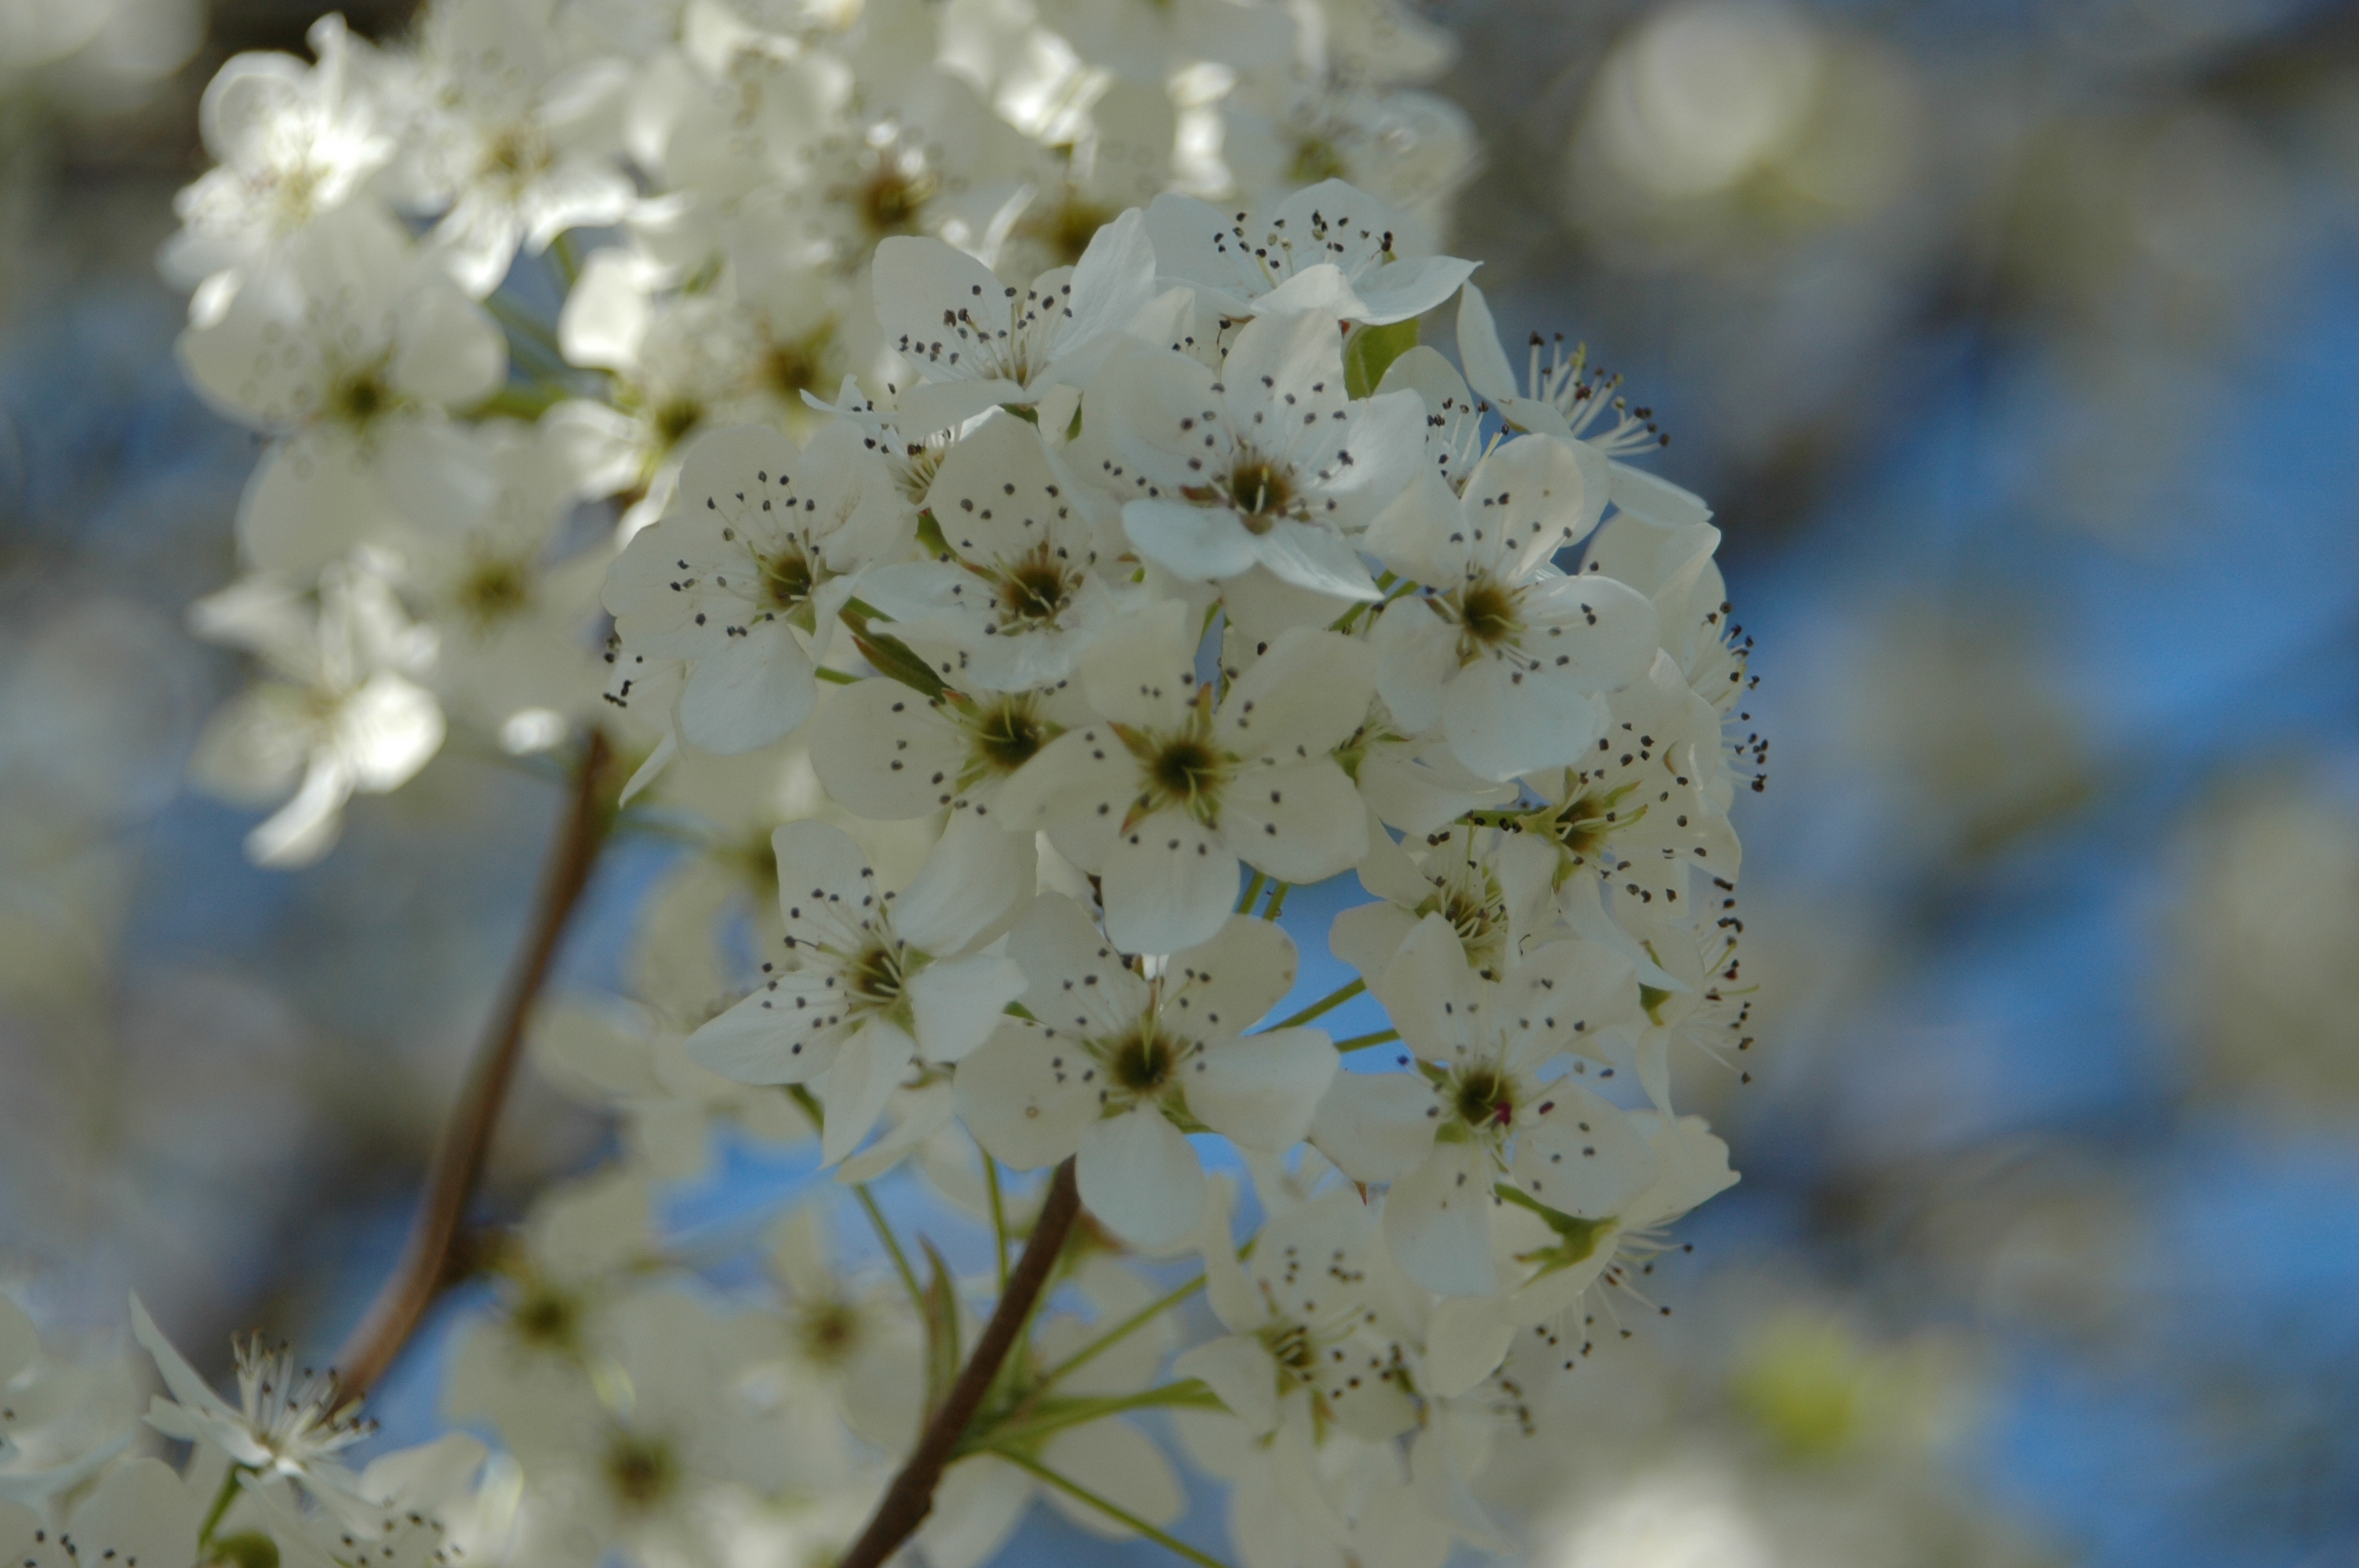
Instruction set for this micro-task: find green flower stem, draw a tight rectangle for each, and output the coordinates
[1336,1028,1400,1053]
[983,1154,1011,1294]
[1032,1273,1206,1395]
[1261,880,1292,920]
[983,1446,1235,1568]
[1263,978,1365,1033]
[855,1184,926,1316]
[195,1465,246,1547]
[976,1381,1224,1450]
[1234,869,1267,914]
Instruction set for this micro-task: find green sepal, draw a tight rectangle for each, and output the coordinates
[1344,318,1420,400]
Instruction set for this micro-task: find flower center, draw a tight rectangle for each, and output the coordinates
[1223,453,1295,534]
[653,397,705,450]
[1456,579,1521,650]
[794,1299,863,1365]
[329,368,392,429]
[1454,1065,1515,1131]
[994,546,1076,626]
[855,162,939,239]
[1037,194,1115,267]
[1107,1027,1180,1094]
[969,695,1049,775]
[1147,734,1229,814]
[760,543,817,611]
[848,942,904,1004]
[604,1433,678,1512]
[457,558,532,625]
[763,334,829,401]
[509,1282,582,1350]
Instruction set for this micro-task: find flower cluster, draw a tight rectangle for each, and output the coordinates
[71,2,1770,1566]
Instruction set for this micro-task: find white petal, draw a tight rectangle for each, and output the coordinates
[1078,1108,1206,1250]
[818,1022,917,1166]
[1423,1297,1515,1399]
[1223,760,1368,884]
[679,616,816,754]
[1510,1087,1656,1220]
[1217,628,1377,760]
[1363,470,1469,587]
[1382,1141,1496,1297]
[338,673,445,792]
[1007,891,1151,1033]
[908,953,1027,1065]
[951,1020,1099,1170]
[684,978,842,1085]
[1172,1335,1280,1436]
[1368,601,1460,738]
[1517,572,1663,691]
[391,281,505,406]
[919,1454,1034,1568]
[1453,281,1519,408]
[1039,1421,1185,1536]
[1163,914,1298,1033]
[1103,809,1238,955]
[894,809,1038,955]
[1608,460,1712,528]
[1347,254,1480,326]
[1187,1028,1336,1151]
[1308,1069,1441,1184]
[1078,596,1201,730]
[1122,497,1263,583]
[872,234,1005,365]
[1442,658,1608,783]
[809,678,965,818]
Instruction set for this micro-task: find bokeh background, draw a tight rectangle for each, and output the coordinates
[5,1,2358,1564]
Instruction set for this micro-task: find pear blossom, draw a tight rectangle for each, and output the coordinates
[1096,309,1427,600]
[995,599,1376,954]
[1364,433,1663,782]
[852,408,1138,692]
[159,17,398,299]
[187,563,445,866]
[129,1297,370,1488]
[178,205,507,573]
[1364,916,1651,1295]
[954,895,1336,1247]
[686,821,1026,1164]
[602,422,905,757]
[1143,180,1475,325]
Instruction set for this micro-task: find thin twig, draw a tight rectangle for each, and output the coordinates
[836,1158,1082,1568]
[333,729,615,1397]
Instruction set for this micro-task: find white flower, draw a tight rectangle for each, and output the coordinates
[1143,179,1474,325]
[1175,1188,1418,1440]
[178,206,507,574]
[130,1295,371,1487]
[996,598,1374,954]
[1368,916,1650,1296]
[1514,649,1743,919]
[1365,433,1661,782]
[871,208,1161,428]
[188,563,445,866]
[602,422,905,757]
[1096,309,1427,600]
[853,408,1137,692]
[953,895,1334,1248]
[0,1457,211,1568]
[405,0,636,296]
[1455,281,1716,528]
[686,821,1026,1165]
[161,17,398,299]
[1329,821,1561,996]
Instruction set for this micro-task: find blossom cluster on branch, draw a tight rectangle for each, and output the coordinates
[3,2,1769,1566]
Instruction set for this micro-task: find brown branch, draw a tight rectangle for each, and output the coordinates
[334,728,616,1398]
[837,1158,1083,1568]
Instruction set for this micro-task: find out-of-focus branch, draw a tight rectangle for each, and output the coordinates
[334,727,616,1397]
[835,1158,1083,1568]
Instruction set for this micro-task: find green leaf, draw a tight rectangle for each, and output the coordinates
[920,1238,962,1412]
[1343,318,1420,400]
